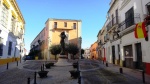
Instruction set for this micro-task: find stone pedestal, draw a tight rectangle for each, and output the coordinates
[55,55,71,66]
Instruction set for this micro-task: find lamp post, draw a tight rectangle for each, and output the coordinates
[32,45,35,59]
[19,43,24,63]
[79,37,82,59]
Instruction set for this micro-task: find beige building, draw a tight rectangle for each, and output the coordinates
[31,18,82,60]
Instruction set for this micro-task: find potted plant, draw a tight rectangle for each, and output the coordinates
[49,62,54,66]
[45,63,51,69]
[38,65,49,78]
[69,70,79,79]
[72,62,78,68]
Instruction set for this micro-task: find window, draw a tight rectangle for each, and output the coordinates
[1,4,9,28]
[0,44,3,56]
[10,16,15,32]
[125,7,134,28]
[8,41,12,55]
[146,2,150,15]
[73,23,76,29]
[54,22,57,28]
[64,22,67,27]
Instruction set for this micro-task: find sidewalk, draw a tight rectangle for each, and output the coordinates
[0,60,24,73]
[98,60,150,84]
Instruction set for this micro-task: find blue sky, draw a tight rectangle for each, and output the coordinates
[16,0,110,51]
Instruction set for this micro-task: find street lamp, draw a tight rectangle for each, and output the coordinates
[79,37,82,59]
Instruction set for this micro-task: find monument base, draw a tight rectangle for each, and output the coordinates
[55,55,71,66]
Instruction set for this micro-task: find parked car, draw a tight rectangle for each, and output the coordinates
[22,55,32,60]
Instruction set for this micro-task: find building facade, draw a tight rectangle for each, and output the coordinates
[30,18,82,60]
[90,42,98,59]
[98,0,150,75]
[83,48,90,59]
[0,0,25,65]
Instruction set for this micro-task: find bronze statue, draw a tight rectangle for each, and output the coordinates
[60,31,66,55]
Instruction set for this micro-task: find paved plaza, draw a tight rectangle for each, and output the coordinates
[0,59,150,84]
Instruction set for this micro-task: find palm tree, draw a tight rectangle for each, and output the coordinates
[50,44,61,60]
[66,43,79,60]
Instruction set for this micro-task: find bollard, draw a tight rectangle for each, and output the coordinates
[43,64,44,71]
[27,77,30,84]
[41,66,43,71]
[7,63,8,69]
[142,70,145,83]
[119,68,123,74]
[20,56,21,63]
[17,61,18,66]
[78,76,81,84]
[106,63,108,67]
[33,72,37,84]
[77,61,79,71]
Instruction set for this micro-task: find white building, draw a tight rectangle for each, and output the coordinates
[98,0,150,75]
[83,48,90,59]
[0,0,25,65]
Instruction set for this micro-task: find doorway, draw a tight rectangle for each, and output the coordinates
[136,43,143,70]
[124,45,134,68]
[112,46,115,64]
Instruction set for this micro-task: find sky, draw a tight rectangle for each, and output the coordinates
[16,0,110,51]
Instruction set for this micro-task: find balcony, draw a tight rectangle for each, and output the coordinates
[107,16,119,31]
[9,26,16,35]
[104,34,109,42]
[98,40,102,45]
[118,13,141,35]
[53,25,74,30]
[18,33,22,39]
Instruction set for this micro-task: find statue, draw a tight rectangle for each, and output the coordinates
[60,31,66,55]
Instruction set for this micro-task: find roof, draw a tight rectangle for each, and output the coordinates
[45,18,82,24]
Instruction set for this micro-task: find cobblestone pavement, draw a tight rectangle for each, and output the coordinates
[0,60,77,84]
[31,65,77,84]
[79,59,144,84]
[0,68,34,84]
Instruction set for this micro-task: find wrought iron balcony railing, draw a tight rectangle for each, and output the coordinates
[107,16,119,31]
[118,13,141,32]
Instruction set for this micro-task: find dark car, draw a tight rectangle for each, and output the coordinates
[22,55,32,60]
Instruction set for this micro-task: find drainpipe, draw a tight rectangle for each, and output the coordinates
[140,0,144,21]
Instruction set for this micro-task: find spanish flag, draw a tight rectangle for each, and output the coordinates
[134,22,147,39]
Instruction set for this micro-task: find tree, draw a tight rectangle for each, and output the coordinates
[50,44,61,60]
[28,50,40,59]
[66,43,79,60]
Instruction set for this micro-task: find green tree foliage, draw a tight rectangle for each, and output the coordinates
[28,50,40,59]
[50,44,61,60]
[66,43,79,60]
